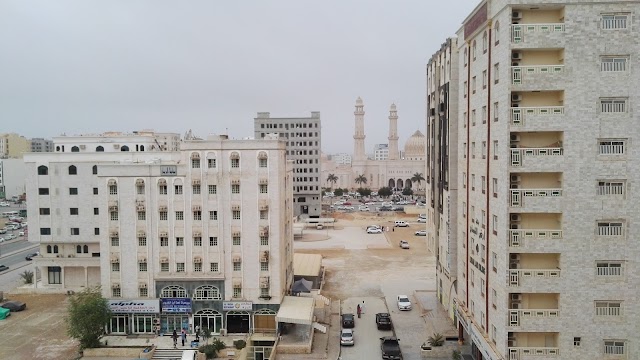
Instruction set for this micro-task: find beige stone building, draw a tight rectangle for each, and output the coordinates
[0,132,30,158]
[427,1,640,359]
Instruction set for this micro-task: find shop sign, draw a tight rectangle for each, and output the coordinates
[161,298,192,313]
[223,301,253,311]
[108,299,160,313]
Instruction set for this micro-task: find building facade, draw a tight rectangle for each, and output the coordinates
[30,138,54,153]
[374,144,390,161]
[427,1,640,359]
[0,159,27,200]
[52,130,180,153]
[0,133,30,159]
[254,112,322,217]
[330,153,352,166]
[24,134,294,335]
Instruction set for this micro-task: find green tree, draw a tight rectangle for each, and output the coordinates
[326,174,338,189]
[411,173,425,188]
[334,188,344,197]
[66,286,112,350]
[20,270,34,284]
[378,187,393,197]
[402,187,414,196]
[427,333,445,347]
[354,174,367,187]
[357,188,372,197]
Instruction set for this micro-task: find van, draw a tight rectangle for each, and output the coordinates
[181,350,197,360]
[394,220,409,227]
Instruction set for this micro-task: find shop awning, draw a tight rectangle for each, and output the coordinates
[276,296,315,325]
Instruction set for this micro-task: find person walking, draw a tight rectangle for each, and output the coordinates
[357,304,361,318]
[171,330,178,349]
[361,301,366,314]
[181,328,187,347]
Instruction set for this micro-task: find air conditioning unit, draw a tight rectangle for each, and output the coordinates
[511,103,520,108]
[510,175,522,183]
[508,340,517,347]
[510,184,520,189]
[510,253,521,261]
[113,144,120,149]
[79,145,86,150]
[512,11,523,20]
[510,214,522,222]
[510,134,521,142]
[512,52,522,60]
[511,293,523,301]
[511,302,521,309]
[439,103,446,112]
[510,223,521,229]
[511,94,522,102]
[512,61,521,67]
[153,318,160,325]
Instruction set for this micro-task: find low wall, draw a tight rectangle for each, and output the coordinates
[82,346,153,358]
[420,342,463,359]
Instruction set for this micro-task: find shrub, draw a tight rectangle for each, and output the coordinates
[20,270,34,284]
[233,339,247,350]
[211,338,226,352]
[427,333,445,347]
[198,344,217,359]
[452,349,462,360]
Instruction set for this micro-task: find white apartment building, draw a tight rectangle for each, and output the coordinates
[331,153,352,166]
[427,1,640,359]
[24,134,294,336]
[254,112,322,217]
[374,144,390,160]
[30,138,54,153]
[52,129,180,153]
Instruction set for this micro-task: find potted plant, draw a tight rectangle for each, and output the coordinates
[427,333,445,347]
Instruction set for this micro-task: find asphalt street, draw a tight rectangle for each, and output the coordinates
[340,297,394,360]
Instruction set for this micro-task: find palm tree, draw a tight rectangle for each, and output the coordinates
[354,174,367,187]
[326,174,338,189]
[411,172,425,189]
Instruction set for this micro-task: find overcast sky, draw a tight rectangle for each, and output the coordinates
[0,0,479,154]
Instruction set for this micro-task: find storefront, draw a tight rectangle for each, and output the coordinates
[224,301,252,334]
[108,299,160,335]
[160,297,192,334]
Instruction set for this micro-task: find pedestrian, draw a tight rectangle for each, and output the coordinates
[172,330,178,349]
[357,304,361,318]
[181,328,186,346]
[392,227,395,232]
[361,301,366,314]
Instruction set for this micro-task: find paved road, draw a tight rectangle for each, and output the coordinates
[0,239,38,293]
[340,297,393,360]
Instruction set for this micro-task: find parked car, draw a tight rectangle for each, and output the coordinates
[415,230,427,236]
[18,231,25,237]
[399,240,410,249]
[0,202,10,207]
[341,313,355,328]
[0,238,5,243]
[359,206,370,211]
[0,264,9,272]
[0,229,6,234]
[340,328,354,346]
[417,218,427,223]
[25,252,39,261]
[5,225,19,231]
[397,295,412,311]
[376,313,393,330]
[394,221,409,227]
[380,336,402,360]
[367,227,383,234]
[1,301,26,312]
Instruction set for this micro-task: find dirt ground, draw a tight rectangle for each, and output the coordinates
[0,294,80,360]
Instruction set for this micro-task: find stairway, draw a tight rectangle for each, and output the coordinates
[152,348,184,359]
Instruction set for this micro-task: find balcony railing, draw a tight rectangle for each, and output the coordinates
[508,347,560,360]
[510,107,564,126]
[508,269,560,286]
[511,23,566,43]
[509,229,563,247]
[510,189,562,207]
[509,309,560,326]
[596,266,623,277]
[512,65,564,85]
[511,148,563,166]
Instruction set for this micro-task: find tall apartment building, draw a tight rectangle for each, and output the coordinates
[254,112,322,217]
[374,144,390,160]
[24,133,294,336]
[30,138,54,153]
[427,2,640,359]
[0,133,30,158]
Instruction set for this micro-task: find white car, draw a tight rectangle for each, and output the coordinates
[367,227,383,234]
[399,240,410,249]
[0,202,10,207]
[397,295,412,311]
[340,328,354,346]
[18,231,25,237]
[359,206,370,211]
[415,230,427,236]
[4,234,16,240]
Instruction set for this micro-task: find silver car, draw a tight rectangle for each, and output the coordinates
[340,328,354,346]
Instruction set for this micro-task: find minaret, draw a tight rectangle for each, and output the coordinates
[353,97,366,161]
[388,103,399,160]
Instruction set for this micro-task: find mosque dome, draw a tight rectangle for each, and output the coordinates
[404,130,425,160]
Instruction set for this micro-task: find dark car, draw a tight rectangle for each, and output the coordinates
[0,264,8,272]
[1,301,26,312]
[341,313,355,328]
[376,312,393,330]
[25,252,39,261]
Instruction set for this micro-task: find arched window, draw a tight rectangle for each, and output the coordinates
[482,31,487,53]
[76,245,82,253]
[120,145,129,152]
[96,146,104,152]
[37,165,48,175]
[83,245,89,253]
[56,146,61,152]
[230,152,240,168]
[68,165,77,175]
[161,285,187,298]
[193,285,221,300]
[140,145,145,151]
[92,165,98,175]
[494,21,500,45]
[71,146,80,152]
[472,40,477,60]
[53,245,59,254]
[47,245,52,253]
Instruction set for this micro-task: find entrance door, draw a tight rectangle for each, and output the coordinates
[109,314,129,334]
[226,311,250,333]
[162,314,189,334]
[133,315,154,334]
[194,309,223,335]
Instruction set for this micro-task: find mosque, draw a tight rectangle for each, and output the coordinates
[321,97,426,192]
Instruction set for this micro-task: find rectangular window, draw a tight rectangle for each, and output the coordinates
[110,211,118,221]
[574,337,581,347]
[160,237,168,246]
[233,236,241,246]
[69,188,78,195]
[208,159,217,168]
[261,288,270,297]
[209,237,218,246]
[482,141,487,159]
[482,106,487,124]
[604,340,625,355]
[482,70,487,89]
[492,215,498,235]
[601,56,628,72]
[481,176,486,194]
[111,262,120,272]
[260,236,269,246]
[176,263,185,272]
[492,178,498,197]
[139,288,148,297]
[194,262,202,272]
[259,184,268,194]
[209,211,218,220]
[139,262,147,272]
[231,184,240,194]
[491,325,496,343]
[176,237,184,246]
[109,185,117,195]
[136,185,145,195]
[160,263,169,272]
[193,211,202,220]
[94,207,99,215]
[175,211,184,220]
[111,236,119,246]
[480,279,485,296]
[471,174,475,190]
[70,208,78,215]
[472,109,476,126]
[260,210,268,220]
[191,158,201,168]
[94,228,100,235]
[493,102,499,121]
[494,63,499,84]
[463,82,467,97]
[137,211,146,220]
[193,237,202,246]
[472,76,477,93]
[39,208,50,215]
[208,185,217,194]
[112,288,121,297]
[491,288,497,308]
[174,185,183,195]
[159,185,167,195]
[261,262,269,271]
[70,228,80,235]
[159,211,168,220]
[597,221,624,236]
[210,262,219,272]
[231,158,240,168]
[233,210,241,220]
[93,187,99,195]
[138,236,147,246]
[599,140,626,155]
[259,158,268,167]
[233,262,241,271]
[233,288,242,298]
[595,301,622,316]
[192,184,201,194]
[597,181,625,196]
[596,262,623,276]
[600,98,627,113]
[601,13,629,29]
[48,266,61,284]
[472,142,476,158]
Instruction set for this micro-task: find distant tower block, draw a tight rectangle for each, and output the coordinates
[353,97,366,161]
[388,103,399,160]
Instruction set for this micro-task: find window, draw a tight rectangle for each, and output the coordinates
[209,211,218,220]
[112,288,121,298]
[136,261,146,272]
[597,221,624,236]
[471,175,475,190]
[68,187,78,195]
[259,158,268,167]
[40,208,50,215]
[194,262,202,272]
[92,165,98,175]
[231,158,240,168]
[471,110,476,126]
[176,263,185,272]
[93,187,99,195]
[494,63,499,84]
[191,158,201,168]
[463,82,467,98]
[232,236,241,246]
[261,288,270,297]
[260,236,269,246]
[233,210,241,220]
[597,181,625,196]
[160,285,187,298]
[595,301,622,316]
[601,56,628,72]
[70,228,80,235]
[604,340,625,355]
[37,165,48,175]
[139,288,148,297]
[174,185,183,195]
[93,207,99,215]
[47,267,61,284]
[176,237,184,246]
[481,176,486,194]
[109,184,117,195]
[190,184,201,194]
[233,262,241,271]
[481,141,487,159]
[482,70,487,89]
[480,279,485,296]
[175,211,184,220]
[193,285,221,300]
[492,178,498,197]
[68,165,77,175]
[138,236,147,246]
[233,288,242,298]
[208,185,217,194]
[463,173,466,188]
[494,21,500,45]
[493,102,499,122]
[597,262,623,276]
[193,210,202,220]
[472,40,477,60]
[600,98,627,113]
[160,236,168,246]
[491,288,497,309]
[193,237,202,246]
[492,215,498,235]
[482,31,487,53]
[472,76,477,94]
[470,269,475,286]
[38,188,49,195]
[207,159,216,168]
[259,184,268,194]
[209,237,218,246]
[159,211,168,220]
[160,263,169,272]
[261,262,269,271]
[110,211,118,221]
[136,184,145,195]
[260,210,268,220]
[111,236,119,246]
[601,13,629,29]
[159,184,167,194]
[464,49,467,66]
[599,140,626,155]
[94,228,100,235]
[231,184,240,194]
[111,262,120,272]
[574,337,581,347]
[210,262,219,272]
[493,140,498,160]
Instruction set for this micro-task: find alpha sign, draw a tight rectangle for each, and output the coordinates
[108,299,160,313]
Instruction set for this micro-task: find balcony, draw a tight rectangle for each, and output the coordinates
[509,309,560,326]
[510,106,564,127]
[508,293,559,330]
[508,269,560,287]
[511,148,563,167]
[508,332,559,360]
[508,347,559,360]
[509,229,562,248]
[510,189,561,207]
[512,65,564,85]
[508,253,560,289]
[511,23,565,44]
